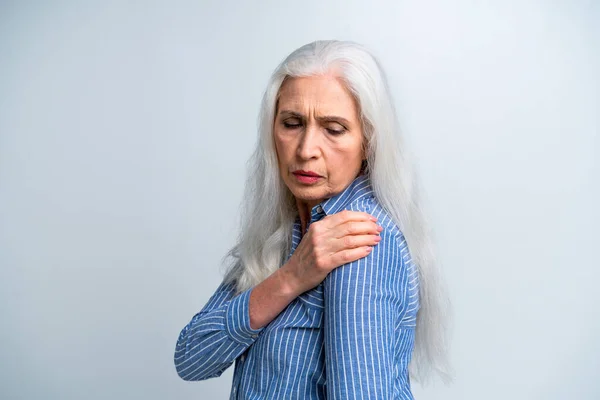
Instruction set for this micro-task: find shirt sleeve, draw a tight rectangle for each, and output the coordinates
[174,280,264,381]
[323,228,417,399]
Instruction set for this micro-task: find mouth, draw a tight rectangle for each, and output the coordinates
[292,170,323,184]
[293,170,321,177]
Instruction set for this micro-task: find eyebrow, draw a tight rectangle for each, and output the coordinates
[278,110,351,127]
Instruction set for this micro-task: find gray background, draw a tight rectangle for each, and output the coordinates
[1,1,598,399]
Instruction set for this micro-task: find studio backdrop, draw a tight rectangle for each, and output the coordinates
[0,1,598,399]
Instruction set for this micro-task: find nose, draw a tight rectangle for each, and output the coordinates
[296,124,321,160]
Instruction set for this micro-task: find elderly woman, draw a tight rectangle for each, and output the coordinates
[174,40,450,399]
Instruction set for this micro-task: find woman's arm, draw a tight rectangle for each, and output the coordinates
[174,210,381,381]
[323,228,419,399]
[174,267,297,381]
[174,280,258,381]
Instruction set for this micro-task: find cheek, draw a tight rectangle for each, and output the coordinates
[274,133,294,158]
[273,136,290,169]
[328,139,362,162]
[348,137,365,163]
[326,143,363,176]
[273,132,283,152]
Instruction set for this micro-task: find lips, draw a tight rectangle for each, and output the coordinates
[292,170,322,177]
[292,170,323,184]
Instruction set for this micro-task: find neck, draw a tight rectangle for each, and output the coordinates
[296,198,320,235]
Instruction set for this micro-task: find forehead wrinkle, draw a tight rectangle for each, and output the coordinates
[276,77,358,123]
[277,98,354,119]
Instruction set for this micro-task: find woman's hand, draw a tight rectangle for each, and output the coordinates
[282,210,383,296]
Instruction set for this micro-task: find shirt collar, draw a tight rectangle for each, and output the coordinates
[311,173,373,217]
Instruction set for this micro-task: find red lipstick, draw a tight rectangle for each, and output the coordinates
[292,170,322,184]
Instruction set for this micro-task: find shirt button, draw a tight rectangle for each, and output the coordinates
[316,205,323,213]
[251,334,258,338]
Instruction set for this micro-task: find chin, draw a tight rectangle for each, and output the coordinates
[288,186,325,203]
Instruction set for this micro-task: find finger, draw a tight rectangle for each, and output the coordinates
[324,210,377,228]
[334,220,383,238]
[336,234,381,251]
[331,246,374,267]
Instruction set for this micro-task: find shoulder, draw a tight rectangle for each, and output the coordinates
[345,193,403,242]
[325,195,420,318]
[344,194,417,286]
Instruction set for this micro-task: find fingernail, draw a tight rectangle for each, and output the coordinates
[377,225,383,232]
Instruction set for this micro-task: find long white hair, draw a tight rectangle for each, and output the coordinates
[222,40,452,384]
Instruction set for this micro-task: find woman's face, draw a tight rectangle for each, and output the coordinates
[273,75,364,209]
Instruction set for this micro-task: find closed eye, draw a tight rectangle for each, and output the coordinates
[283,121,302,129]
[326,128,345,135]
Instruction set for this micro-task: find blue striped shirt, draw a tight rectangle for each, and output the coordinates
[174,174,420,399]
